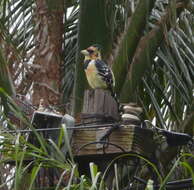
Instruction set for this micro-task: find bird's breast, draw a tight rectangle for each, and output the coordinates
[85,62,107,89]
[85,63,97,75]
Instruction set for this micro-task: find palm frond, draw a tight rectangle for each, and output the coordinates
[135,1,194,130]
[62,5,78,103]
[0,0,35,95]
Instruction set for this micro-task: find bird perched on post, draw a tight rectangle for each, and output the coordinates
[81,44,121,114]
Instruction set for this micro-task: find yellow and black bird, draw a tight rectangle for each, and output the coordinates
[81,44,120,113]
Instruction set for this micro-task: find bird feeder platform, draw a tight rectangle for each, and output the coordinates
[71,125,155,159]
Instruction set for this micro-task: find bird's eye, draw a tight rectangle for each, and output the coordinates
[87,49,94,54]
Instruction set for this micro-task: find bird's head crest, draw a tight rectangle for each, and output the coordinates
[92,44,103,51]
[81,44,103,59]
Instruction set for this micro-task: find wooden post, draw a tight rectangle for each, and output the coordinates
[82,89,119,121]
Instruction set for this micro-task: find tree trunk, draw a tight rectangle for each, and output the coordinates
[32,0,64,107]
[26,1,64,189]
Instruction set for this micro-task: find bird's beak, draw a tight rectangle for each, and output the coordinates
[81,49,89,56]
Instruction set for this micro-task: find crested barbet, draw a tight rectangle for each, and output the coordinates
[81,44,120,114]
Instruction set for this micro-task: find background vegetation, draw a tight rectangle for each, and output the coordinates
[0,0,193,189]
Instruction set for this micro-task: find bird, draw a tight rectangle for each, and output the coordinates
[81,44,121,115]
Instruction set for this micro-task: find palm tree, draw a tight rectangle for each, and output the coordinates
[0,0,193,189]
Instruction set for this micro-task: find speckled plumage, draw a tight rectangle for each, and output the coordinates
[84,59,115,90]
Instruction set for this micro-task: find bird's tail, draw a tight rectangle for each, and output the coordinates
[109,87,122,116]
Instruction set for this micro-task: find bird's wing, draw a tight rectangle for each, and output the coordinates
[95,59,120,113]
[95,59,115,88]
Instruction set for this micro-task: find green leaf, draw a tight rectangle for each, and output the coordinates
[89,162,98,184]
[180,161,194,184]
[159,157,180,190]
[28,163,42,190]
[67,164,77,190]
